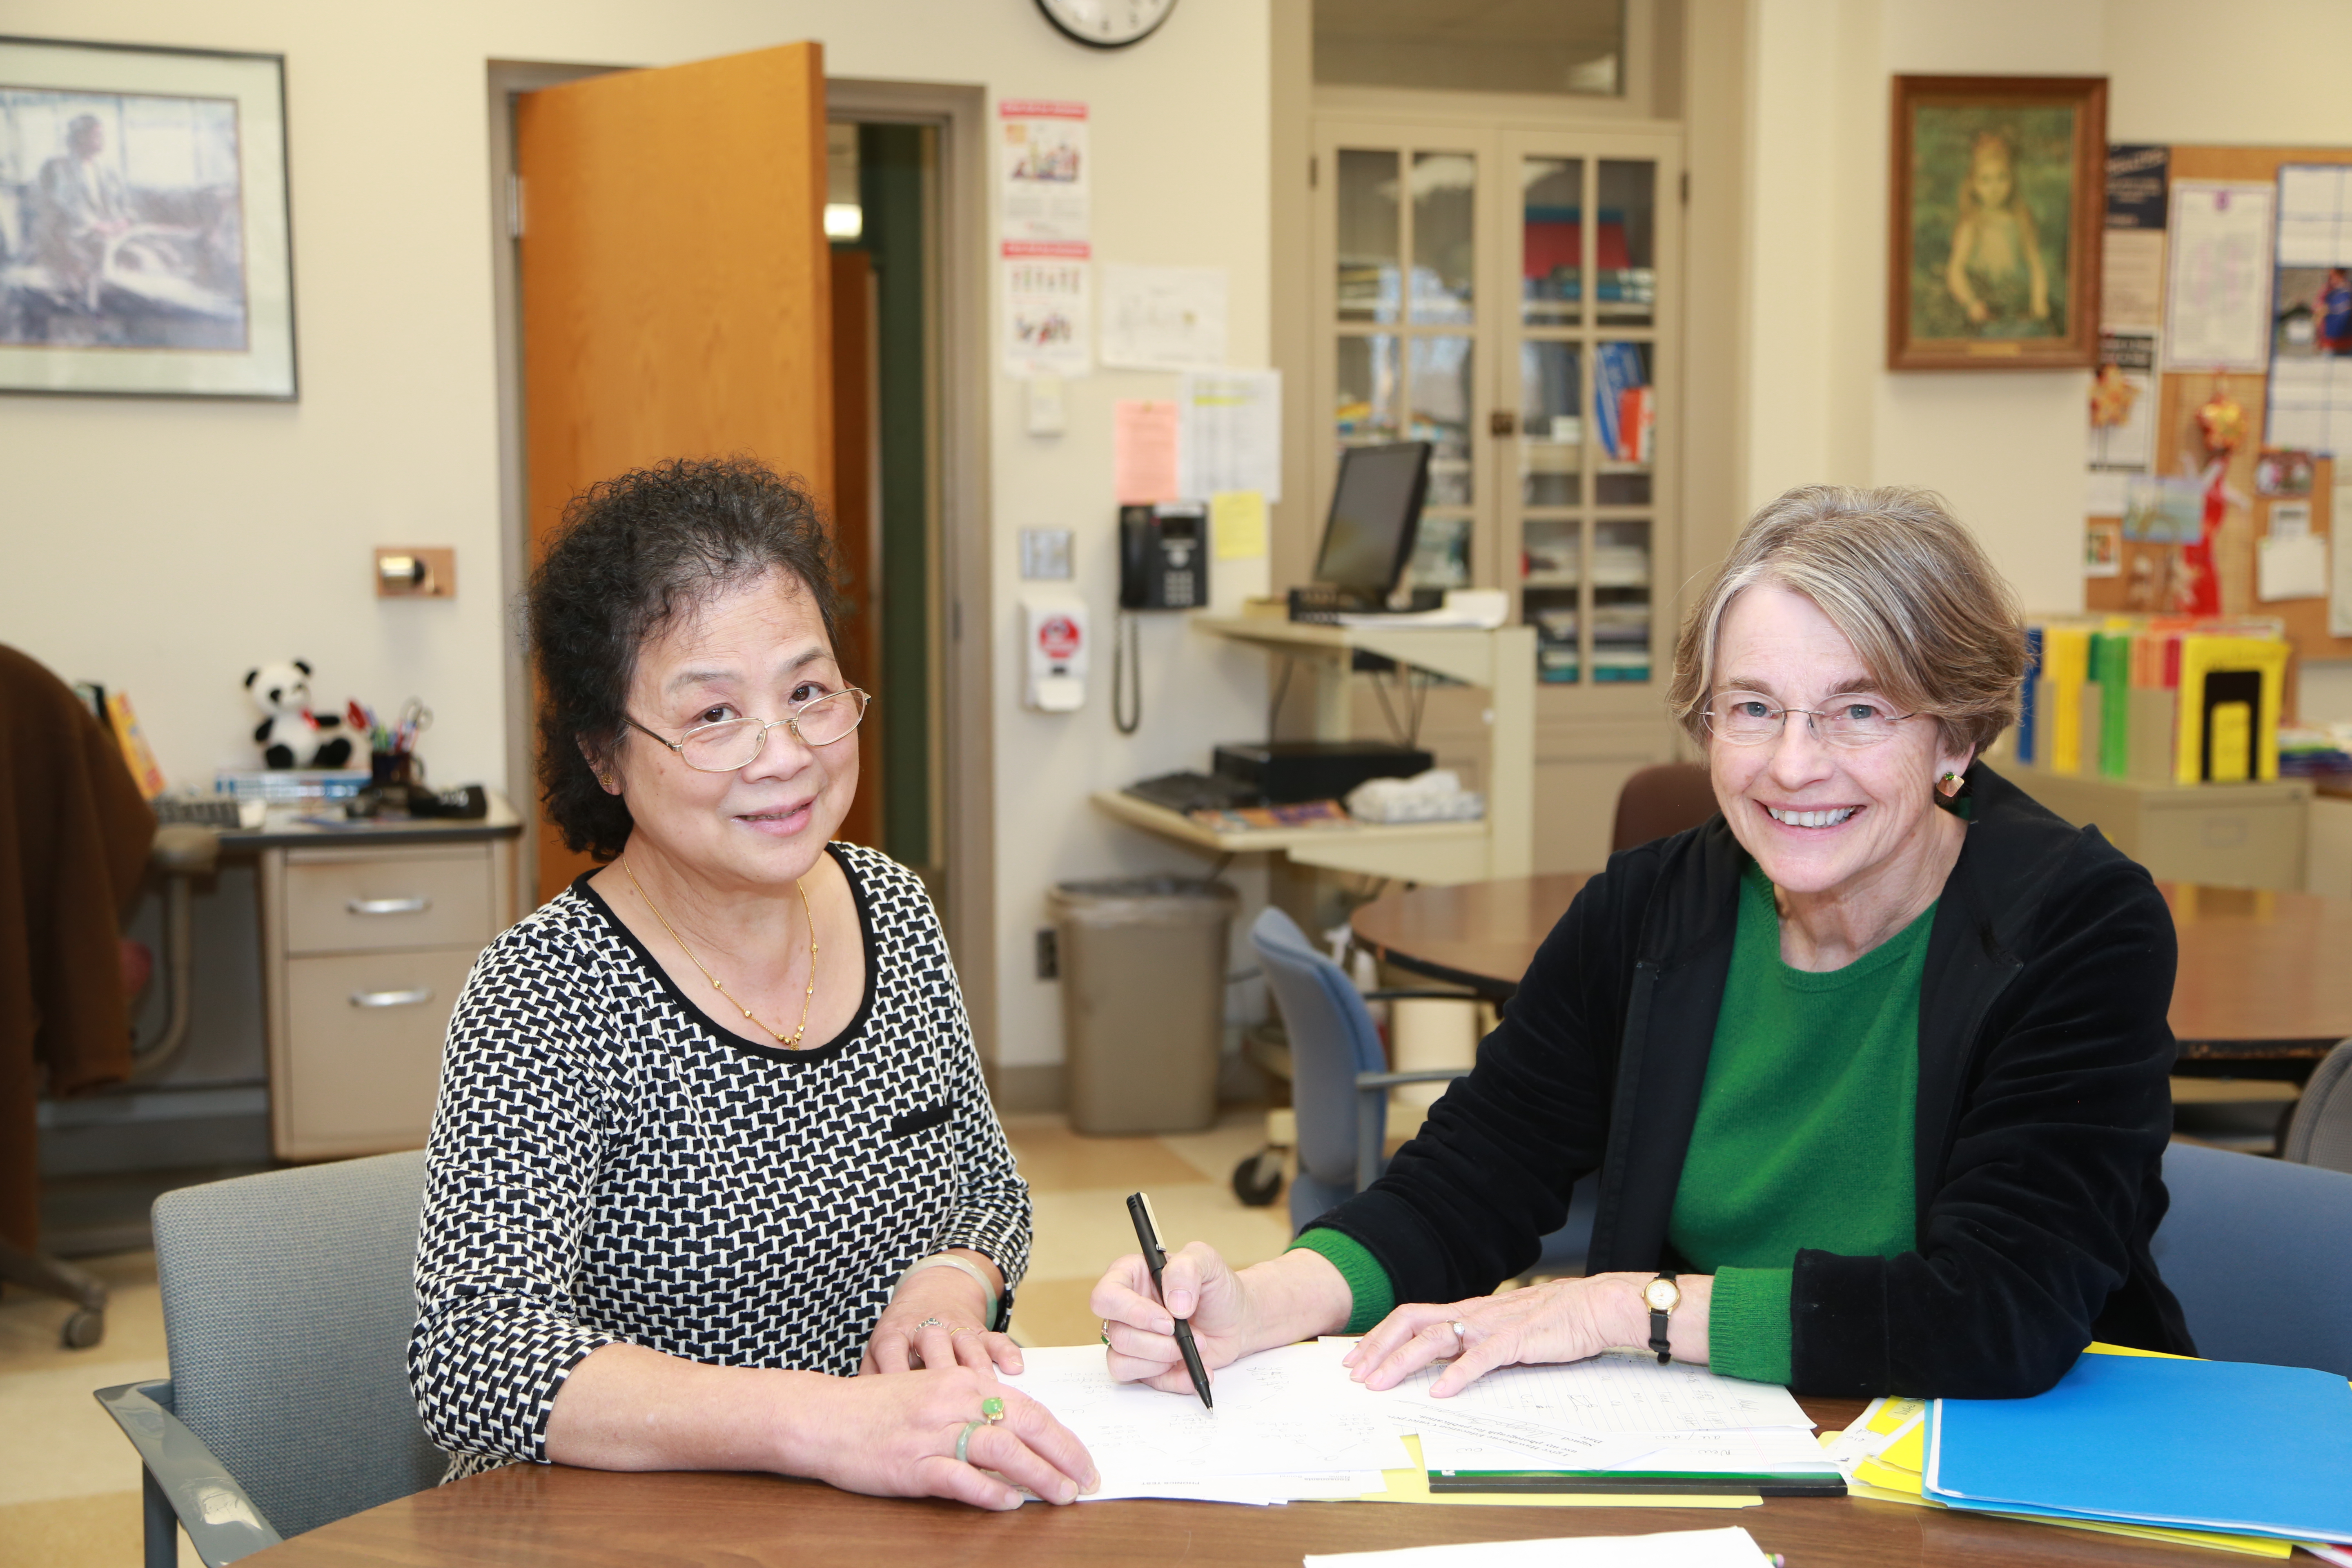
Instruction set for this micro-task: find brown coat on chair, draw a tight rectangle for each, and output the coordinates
[0,646,156,1251]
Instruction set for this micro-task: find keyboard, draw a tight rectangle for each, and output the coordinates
[1123,770,1267,813]
[154,796,245,829]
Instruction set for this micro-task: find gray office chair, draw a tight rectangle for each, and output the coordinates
[2281,1038,2352,1173]
[2149,1140,2352,1378]
[94,1149,443,1567]
[1250,906,1595,1272]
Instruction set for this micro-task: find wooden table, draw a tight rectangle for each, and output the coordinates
[245,1396,2210,1566]
[1354,875,2352,1060]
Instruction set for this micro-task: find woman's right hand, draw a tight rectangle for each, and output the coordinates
[1090,1241,1260,1394]
[804,1365,1097,1511]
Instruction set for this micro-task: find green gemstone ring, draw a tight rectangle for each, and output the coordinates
[981,1396,1006,1423]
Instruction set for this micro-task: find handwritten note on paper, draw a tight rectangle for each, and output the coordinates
[1001,1341,1410,1501]
[1380,1347,1812,1436]
[1113,399,1180,504]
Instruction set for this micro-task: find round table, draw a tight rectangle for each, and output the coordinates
[1353,875,2352,1059]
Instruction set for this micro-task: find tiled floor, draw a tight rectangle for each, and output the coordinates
[0,1107,1294,1567]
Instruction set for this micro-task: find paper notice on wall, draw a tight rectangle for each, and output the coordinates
[2267,357,2352,454]
[1212,490,1268,561]
[2089,331,2156,473]
[1100,264,1228,371]
[2259,532,2328,600]
[1001,241,1091,379]
[998,99,1089,244]
[2102,231,2167,330]
[1114,399,1181,504]
[2163,182,2274,370]
[2335,483,2352,636]
[1177,369,1282,501]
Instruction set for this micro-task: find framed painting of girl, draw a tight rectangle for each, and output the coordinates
[1889,75,2106,371]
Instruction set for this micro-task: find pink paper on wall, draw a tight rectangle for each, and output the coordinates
[1114,399,1180,504]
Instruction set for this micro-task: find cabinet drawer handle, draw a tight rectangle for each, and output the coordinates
[351,987,433,1009]
[349,896,431,915]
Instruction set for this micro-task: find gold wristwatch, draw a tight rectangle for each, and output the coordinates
[1643,1272,1681,1365]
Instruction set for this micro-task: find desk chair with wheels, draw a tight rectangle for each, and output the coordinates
[2281,1038,2352,1173]
[94,1149,444,1567]
[1250,906,1596,1273]
[2150,1139,2352,1378]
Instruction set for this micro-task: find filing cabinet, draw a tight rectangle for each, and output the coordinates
[254,802,519,1159]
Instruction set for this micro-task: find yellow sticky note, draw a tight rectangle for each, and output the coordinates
[1212,490,1267,561]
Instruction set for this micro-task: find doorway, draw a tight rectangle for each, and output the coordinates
[486,62,998,1055]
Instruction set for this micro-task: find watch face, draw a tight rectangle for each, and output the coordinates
[1644,1278,1681,1312]
[1035,0,1178,49]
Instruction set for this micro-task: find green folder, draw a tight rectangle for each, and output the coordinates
[2095,632,2132,778]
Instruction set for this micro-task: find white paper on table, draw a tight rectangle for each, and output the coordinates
[1375,1347,1813,1437]
[1815,1395,1927,1481]
[1100,263,1227,370]
[1568,1427,1841,1476]
[2259,532,2330,601]
[1178,369,1282,501]
[999,1340,1411,1500]
[1403,1405,1657,1474]
[1302,1524,1779,1567]
[2163,181,2275,372]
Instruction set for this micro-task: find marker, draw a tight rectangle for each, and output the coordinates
[1125,1191,1212,1410]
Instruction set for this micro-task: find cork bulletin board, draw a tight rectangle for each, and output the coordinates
[2085,145,2352,713]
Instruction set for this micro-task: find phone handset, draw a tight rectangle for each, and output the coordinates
[1114,503,1209,735]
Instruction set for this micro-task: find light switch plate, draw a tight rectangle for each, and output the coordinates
[1026,375,1066,436]
[1020,528,1073,581]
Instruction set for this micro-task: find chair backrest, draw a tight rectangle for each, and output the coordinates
[1610,762,1717,854]
[2281,1039,2352,1173]
[154,1149,442,1540]
[1250,906,1387,1189]
[2149,1140,2352,1377]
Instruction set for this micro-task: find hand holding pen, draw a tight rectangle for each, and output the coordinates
[1126,1193,1212,1408]
[1091,1200,1261,1402]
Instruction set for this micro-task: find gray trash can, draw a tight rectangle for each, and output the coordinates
[1050,876,1238,1136]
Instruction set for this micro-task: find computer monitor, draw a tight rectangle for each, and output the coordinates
[1310,441,1431,599]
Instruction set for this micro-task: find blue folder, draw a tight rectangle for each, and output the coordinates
[1925,1352,2352,1543]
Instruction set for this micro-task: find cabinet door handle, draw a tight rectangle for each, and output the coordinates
[348,896,431,915]
[351,987,433,1009]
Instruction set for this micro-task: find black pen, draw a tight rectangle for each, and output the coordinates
[1126,1191,1212,1410]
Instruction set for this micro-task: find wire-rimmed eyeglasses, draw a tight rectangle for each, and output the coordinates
[1702,691,1920,749]
[626,688,871,773]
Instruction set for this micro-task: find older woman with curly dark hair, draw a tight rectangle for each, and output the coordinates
[408,457,1095,1510]
[1098,485,2193,1404]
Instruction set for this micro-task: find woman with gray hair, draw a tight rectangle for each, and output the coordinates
[1096,485,2191,1400]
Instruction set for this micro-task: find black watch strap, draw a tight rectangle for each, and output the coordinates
[1648,1270,1678,1365]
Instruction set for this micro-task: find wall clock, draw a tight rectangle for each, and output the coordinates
[1034,0,1178,49]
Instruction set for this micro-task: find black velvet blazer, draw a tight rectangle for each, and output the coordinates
[1316,761,2194,1398]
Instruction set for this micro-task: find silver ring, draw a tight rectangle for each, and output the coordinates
[916,1316,947,1330]
[955,1420,984,1464]
[1450,1320,1469,1340]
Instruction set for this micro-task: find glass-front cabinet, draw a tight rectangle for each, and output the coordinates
[1314,118,1679,712]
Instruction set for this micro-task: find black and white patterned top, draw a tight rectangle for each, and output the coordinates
[407,841,1029,1481]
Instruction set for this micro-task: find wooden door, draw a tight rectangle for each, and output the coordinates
[517,44,835,903]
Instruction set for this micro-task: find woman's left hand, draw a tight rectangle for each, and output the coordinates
[1343,1273,1710,1397]
[864,1261,1021,1377]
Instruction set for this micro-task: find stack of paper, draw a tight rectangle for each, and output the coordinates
[1365,1347,1837,1496]
[1001,1340,1414,1504]
[1301,1525,1781,1566]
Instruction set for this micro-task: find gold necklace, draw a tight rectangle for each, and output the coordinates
[621,858,819,1049]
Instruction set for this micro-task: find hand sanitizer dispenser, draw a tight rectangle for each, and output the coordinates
[1022,596,1090,712]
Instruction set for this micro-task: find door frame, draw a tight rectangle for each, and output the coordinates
[485,64,998,1066]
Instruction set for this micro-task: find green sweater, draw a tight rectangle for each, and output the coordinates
[1294,862,1929,1383]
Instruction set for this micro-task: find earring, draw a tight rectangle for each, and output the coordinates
[1937,771,1964,798]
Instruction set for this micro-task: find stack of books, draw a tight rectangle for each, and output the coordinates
[2017,615,2290,784]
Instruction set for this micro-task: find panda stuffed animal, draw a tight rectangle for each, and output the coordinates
[245,659,355,769]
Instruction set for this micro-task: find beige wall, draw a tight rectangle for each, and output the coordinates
[0,0,1273,1078]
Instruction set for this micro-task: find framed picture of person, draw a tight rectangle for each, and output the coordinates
[0,36,294,398]
[1888,74,2105,371]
